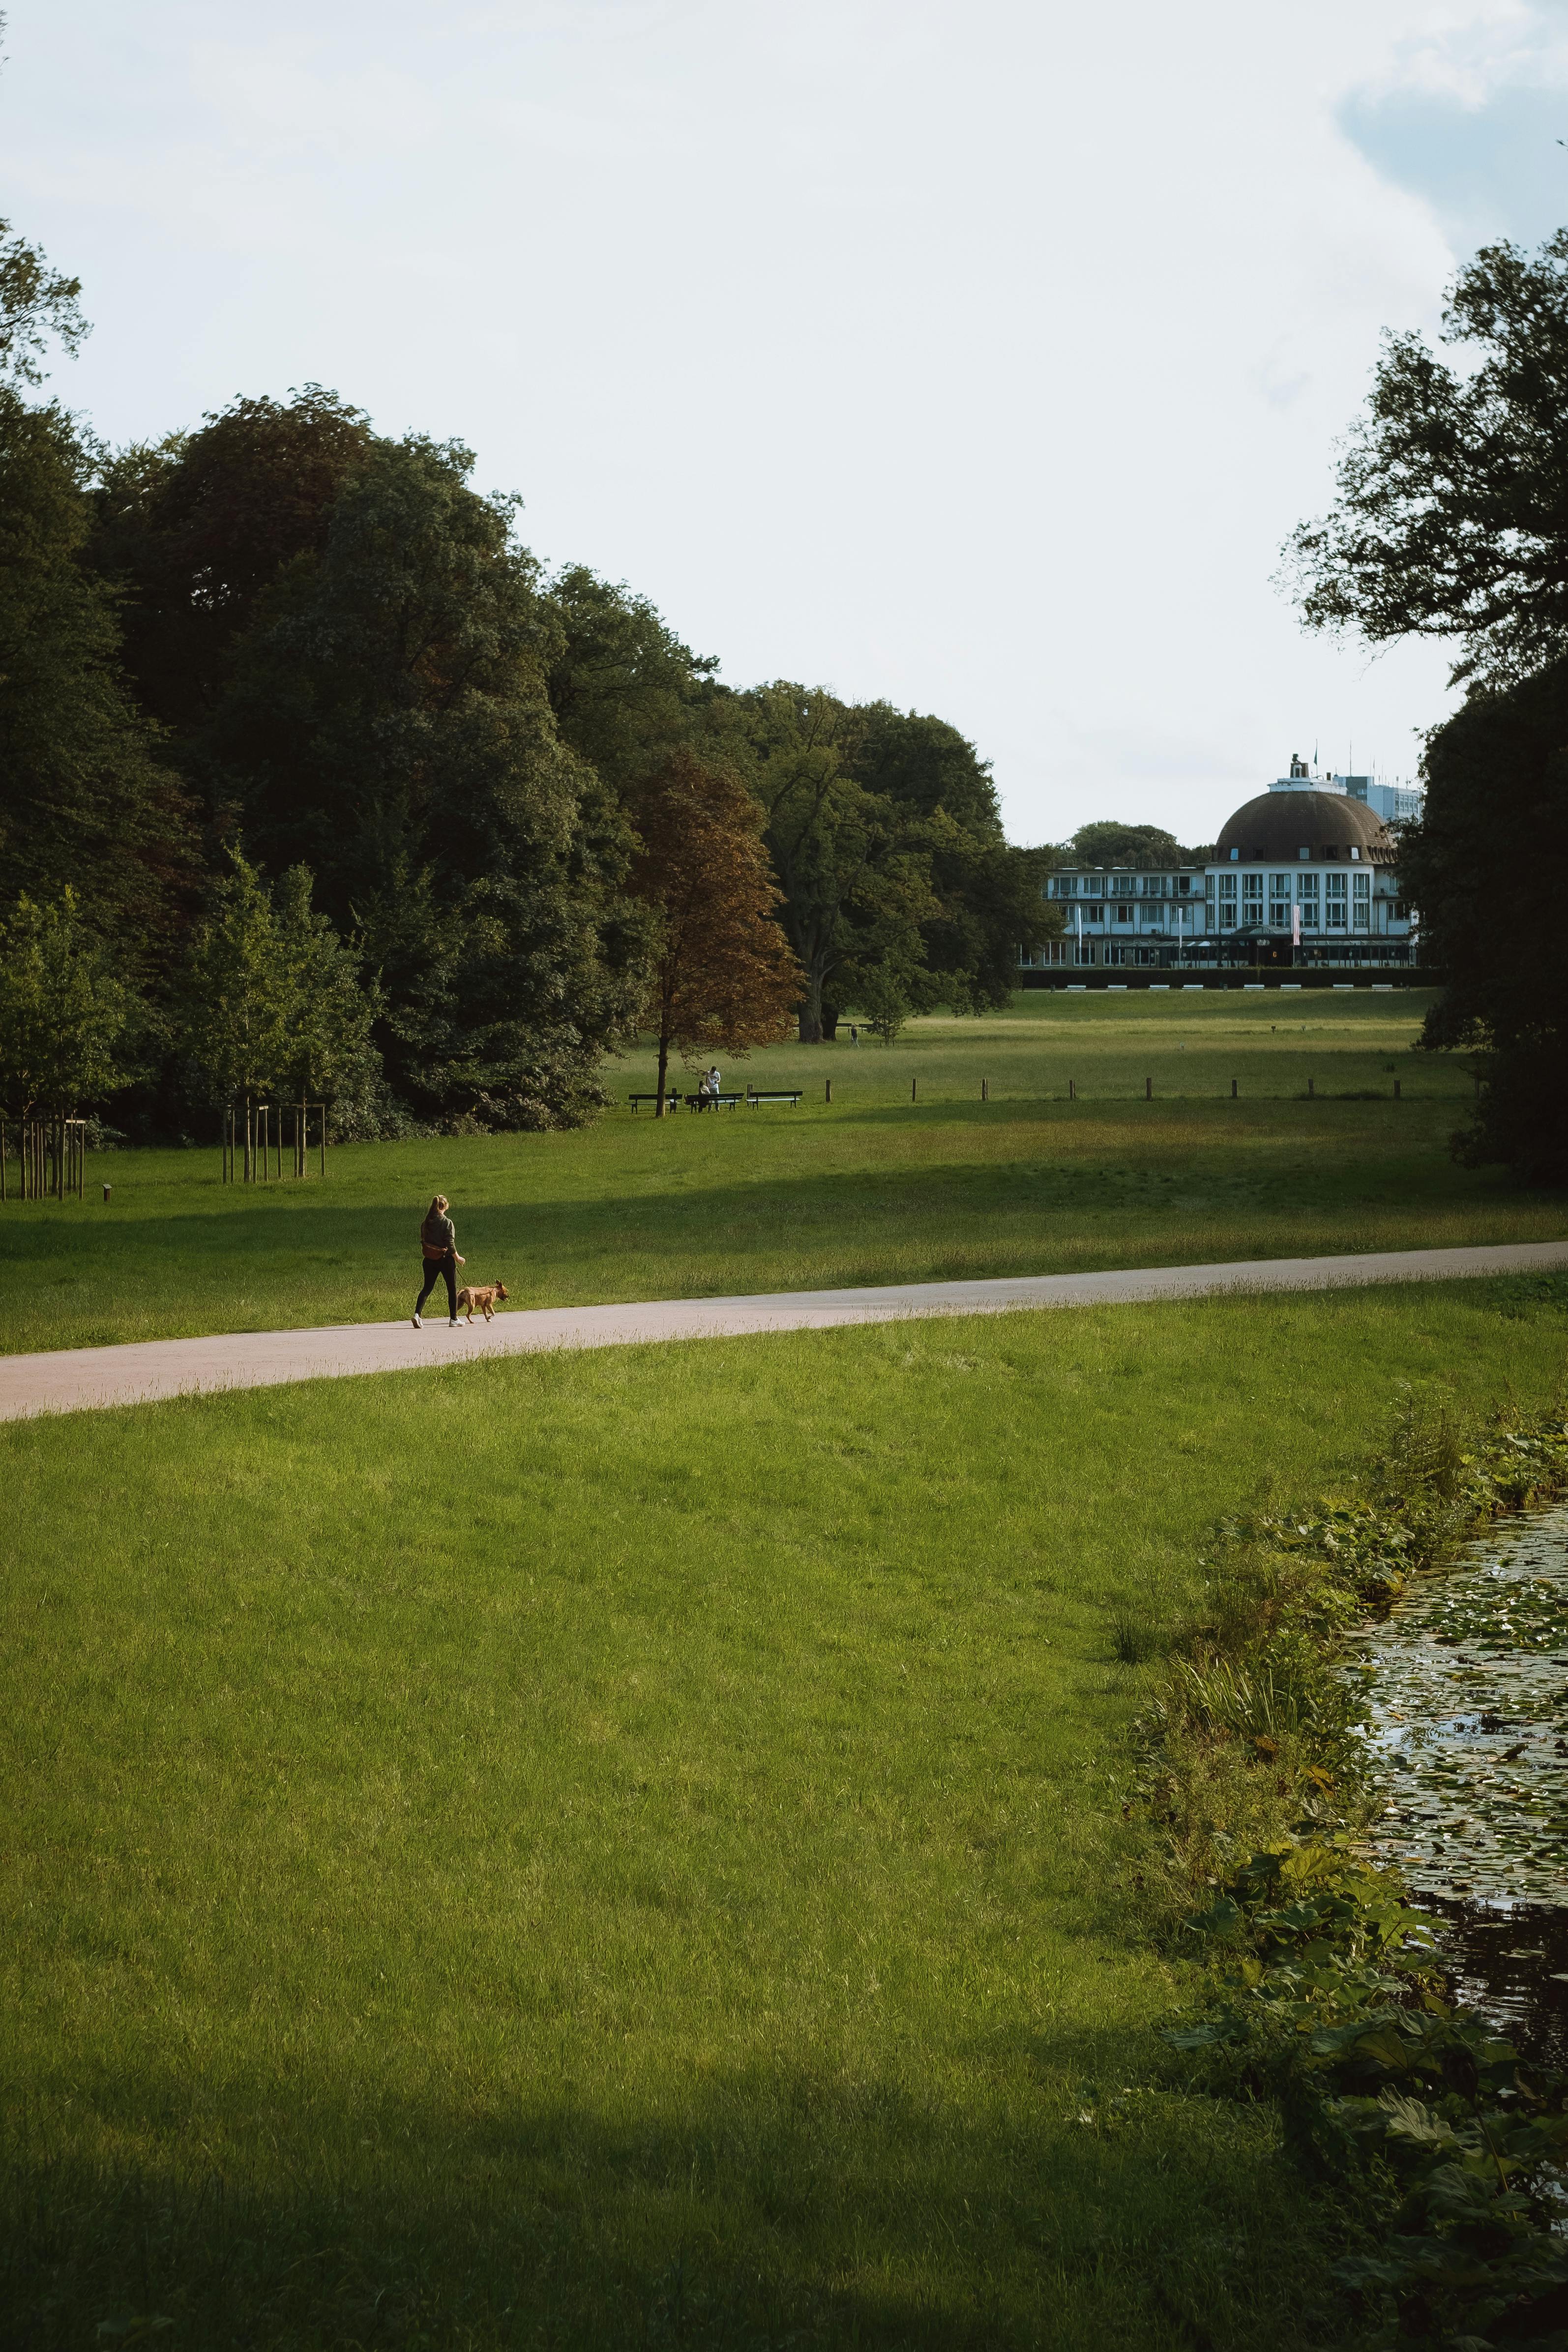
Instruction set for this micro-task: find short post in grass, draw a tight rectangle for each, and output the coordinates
[1068,1078,1075,1100]
[1145,1075,1152,1100]
[1394,1079,1401,1099]
[825,1078,831,1104]
[911,1078,917,1102]
[982,1077,988,1101]
[1308,1077,1315,1099]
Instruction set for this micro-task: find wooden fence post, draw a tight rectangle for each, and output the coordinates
[1231,1078,1238,1098]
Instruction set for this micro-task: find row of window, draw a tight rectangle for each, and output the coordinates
[1213,872,1371,903]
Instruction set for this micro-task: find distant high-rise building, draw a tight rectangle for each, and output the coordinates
[1334,774,1423,825]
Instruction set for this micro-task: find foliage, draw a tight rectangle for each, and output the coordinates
[0,215,87,388]
[86,385,375,748]
[179,851,383,1129]
[1067,821,1209,869]
[1286,229,1568,690]
[0,391,195,960]
[0,890,137,1116]
[190,436,645,1128]
[1146,1401,1568,2350]
[626,749,800,1112]
[737,684,944,1040]
[543,565,724,802]
[1397,659,1568,1183]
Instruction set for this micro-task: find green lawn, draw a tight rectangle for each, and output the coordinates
[5,1278,1568,2348]
[2,991,1561,1358]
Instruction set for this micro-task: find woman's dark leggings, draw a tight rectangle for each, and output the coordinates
[416,1255,457,1318]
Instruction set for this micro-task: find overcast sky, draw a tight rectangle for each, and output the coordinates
[6,0,1568,844]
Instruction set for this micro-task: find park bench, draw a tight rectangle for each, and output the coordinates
[683,1091,742,1111]
[745,1087,803,1107]
[628,1091,679,1112]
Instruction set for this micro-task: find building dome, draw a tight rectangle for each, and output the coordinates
[1214,790,1395,865]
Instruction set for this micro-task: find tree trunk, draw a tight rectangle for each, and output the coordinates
[821,1003,840,1041]
[655,1031,670,1117]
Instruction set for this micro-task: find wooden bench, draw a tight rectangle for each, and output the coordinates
[746,1088,803,1107]
[627,1091,679,1112]
[683,1091,742,1111]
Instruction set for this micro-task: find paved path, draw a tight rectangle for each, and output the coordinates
[4,1239,1567,1424]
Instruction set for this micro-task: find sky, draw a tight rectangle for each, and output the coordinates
[5,0,1568,846]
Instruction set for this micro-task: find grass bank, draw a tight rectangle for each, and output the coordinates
[5,1276,1568,2347]
[2,993,1562,1358]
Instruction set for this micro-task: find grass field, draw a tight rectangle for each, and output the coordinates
[6,1278,1568,2348]
[2,990,1561,1359]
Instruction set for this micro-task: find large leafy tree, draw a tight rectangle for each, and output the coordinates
[0,391,195,960]
[88,386,375,751]
[848,706,1057,1006]
[1285,226,1568,1181]
[1067,820,1206,868]
[736,685,941,1041]
[199,436,646,1126]
[1398,665,1568,1181]
[1285,231,1568,690]
[0,219,88,389]
[543,567,724,803]
[626,750,800,1114]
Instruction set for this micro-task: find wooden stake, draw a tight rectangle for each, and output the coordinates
[1394,1079,1401,1100]
[911,1078,917,1102]
[825,1078,831,1104]
[1145,1076,1152,1100]
[1231,1079,1238,1098]
[981,1077,988,1101]
[1068,1078,1075,1100]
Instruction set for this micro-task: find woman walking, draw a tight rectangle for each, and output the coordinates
[414,1194,466,1328]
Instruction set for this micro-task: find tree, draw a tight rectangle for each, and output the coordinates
[0,891,136,1116]
[848,706,1058,1006]
[1398,664,1568,1182]
[87,386,375,750]
[1285,230,1568,689]
[0,390,195,962]
[543,567,723,803]
[194,435,646,1127]
[626,750,801,1115]
[1067,821,1196,869]
[179,851,385,1134]
[736,685,942,1041]
[0,221,88,388]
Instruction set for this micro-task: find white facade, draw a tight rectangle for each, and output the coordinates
[1024,758,1417,971]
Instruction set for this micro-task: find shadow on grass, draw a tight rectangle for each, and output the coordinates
[3,2053,1336,2352]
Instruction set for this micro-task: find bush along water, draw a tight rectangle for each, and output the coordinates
[1132,1400,1568,2349]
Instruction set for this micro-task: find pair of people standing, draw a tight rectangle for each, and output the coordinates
[413,1195,465,1327]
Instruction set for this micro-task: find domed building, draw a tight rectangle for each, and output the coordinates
[1028,756,1417,976]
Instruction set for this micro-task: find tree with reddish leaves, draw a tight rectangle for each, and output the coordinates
[628,751,802,1117]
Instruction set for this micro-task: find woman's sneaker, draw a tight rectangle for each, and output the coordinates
[449,1317,460,1327]
[412,1313,422,1328]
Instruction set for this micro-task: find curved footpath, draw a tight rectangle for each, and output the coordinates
[4,1239,1568,1423]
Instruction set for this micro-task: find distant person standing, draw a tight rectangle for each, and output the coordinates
[414,1194,465,1328]
[849,1025,859,1045]
[706,1064,722,1104]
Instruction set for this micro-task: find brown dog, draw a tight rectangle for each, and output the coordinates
[456,1283,508,1324]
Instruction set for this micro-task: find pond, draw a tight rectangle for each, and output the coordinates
[1351,1500,1568,2064]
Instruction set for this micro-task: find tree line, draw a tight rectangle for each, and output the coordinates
[0,211,1055,1137]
